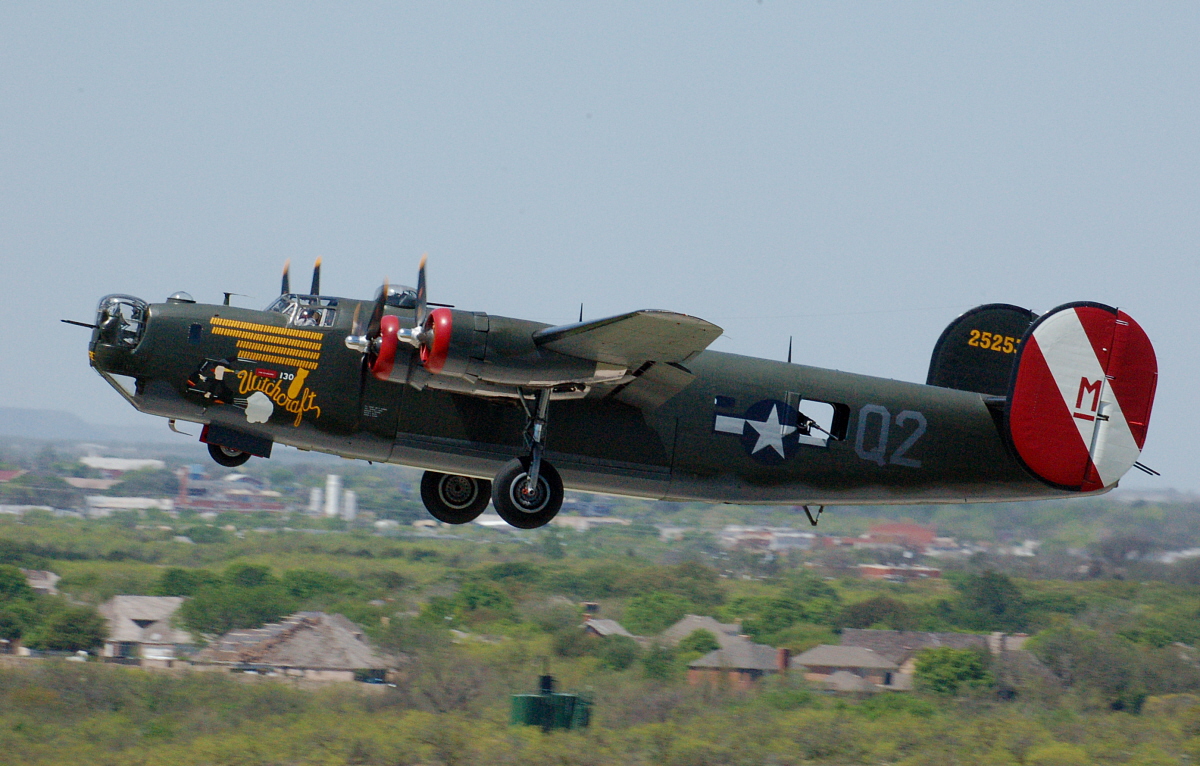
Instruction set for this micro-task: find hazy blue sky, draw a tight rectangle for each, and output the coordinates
[2,3,1196,490]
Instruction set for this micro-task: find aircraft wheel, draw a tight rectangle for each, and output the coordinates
[208,443,251,467]
[491,458,563,529]
[420,471,491,524]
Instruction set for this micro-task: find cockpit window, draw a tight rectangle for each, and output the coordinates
[95,295,149,348]
[265,294,339,327]
[384,286,418,309]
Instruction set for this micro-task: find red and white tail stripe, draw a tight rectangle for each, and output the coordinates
[1007,303,1157,492]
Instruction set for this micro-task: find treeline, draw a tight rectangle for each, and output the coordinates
[0,565,105,651]
[1,655,1199,765]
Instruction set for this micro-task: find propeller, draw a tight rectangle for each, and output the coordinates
[281,259,291,295]
[414,254,428,329]
[345,255,440,380]
[310,257,322,295]
[344,278,386,354]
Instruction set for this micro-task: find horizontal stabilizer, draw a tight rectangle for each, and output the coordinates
[1006,302,1157,492]
[533,310,723,367]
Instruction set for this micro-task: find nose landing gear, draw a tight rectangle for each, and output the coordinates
[208,443,251,468]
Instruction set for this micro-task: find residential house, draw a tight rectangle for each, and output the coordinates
[837,628,1031,689]
[661,615,744,650]
[98,596,193,666]
[176,468,285,513]
[582,618,637,640]
[687,637,789,690]
[192,612,397,682]
[791,645,899,687]
[839,628,991,676]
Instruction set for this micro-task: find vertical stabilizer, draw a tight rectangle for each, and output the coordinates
[1006,302,1157,491]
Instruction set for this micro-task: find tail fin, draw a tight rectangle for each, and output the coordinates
[927,304,1037,396]
[1006,302,1157,491]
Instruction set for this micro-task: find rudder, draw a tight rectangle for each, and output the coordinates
[1005,302,1157,492]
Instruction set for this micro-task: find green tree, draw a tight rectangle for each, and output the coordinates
[954,570,1028,632]
[1027,625,1147,711]
[913,647,994,695]
[152,567,220,597]
[739,597,808,641]
[839,596,916,630]
[28,605,107,651]
[598,634,642,671]
[0,610,23,641]
[642,642,678,680]
[551,627,594,658]
[0,474,80,508]
[224,563,276,589]
[455,581,513,615]
[282,569,358,600]
[107,468,180,497]
[0,564,33,601]
[177,582,295,635]
[622,592,694,635]
[678,628,720,655]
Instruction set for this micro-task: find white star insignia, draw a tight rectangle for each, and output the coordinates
[745,405,796,457]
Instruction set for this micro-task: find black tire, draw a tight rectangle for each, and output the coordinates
[491,458,563,529]
[208,443,251,467]
[420,471,491,524]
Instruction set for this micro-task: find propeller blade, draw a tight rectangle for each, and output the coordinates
[350,303,363,337]
[415,254,428,328]
[310,257,322,295]
[367,279,388,339]
[281,259,291,295]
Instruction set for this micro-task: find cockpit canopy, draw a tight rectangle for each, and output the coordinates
[384,285,418,309]
[265,286,418,327]
[265,294,340,327]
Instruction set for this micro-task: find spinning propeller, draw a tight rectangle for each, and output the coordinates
[344,255,445,380]
[280,258,322,296]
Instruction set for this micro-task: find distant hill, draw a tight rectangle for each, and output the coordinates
[0,408,175,443]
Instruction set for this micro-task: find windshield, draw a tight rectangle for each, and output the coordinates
[265,294,339,327]
[384,286,418,309]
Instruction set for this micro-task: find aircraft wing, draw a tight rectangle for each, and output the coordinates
[533,310,722,410]
[533,310,723,367]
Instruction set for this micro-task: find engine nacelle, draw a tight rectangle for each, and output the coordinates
[374,308,627,393]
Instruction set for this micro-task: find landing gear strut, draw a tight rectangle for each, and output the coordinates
[491,389,564,529]
[420,471,491,524]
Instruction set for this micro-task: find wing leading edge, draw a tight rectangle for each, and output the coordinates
[533,309,723,367]
[534,310,723,410]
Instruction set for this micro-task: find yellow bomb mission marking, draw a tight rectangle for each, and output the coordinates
[235,369,321,427]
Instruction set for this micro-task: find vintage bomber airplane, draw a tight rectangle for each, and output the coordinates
[73,258,1158,529]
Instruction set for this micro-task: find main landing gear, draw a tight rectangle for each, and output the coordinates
[417,389,565,529]
[491,389,564,529]
[419,471,491,524]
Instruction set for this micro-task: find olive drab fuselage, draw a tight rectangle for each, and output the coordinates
[88,294,1085,510]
